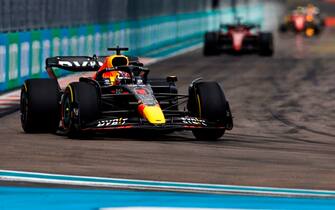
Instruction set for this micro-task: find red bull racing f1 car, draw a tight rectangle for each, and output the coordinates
[20,47,233,140]
[204,20,274,56]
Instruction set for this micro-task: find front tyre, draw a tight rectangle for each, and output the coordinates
[203,32,220,56]
[258,32,274,56]
[188,81,228,141]
[279,23,288,33]
[61,82,100,138]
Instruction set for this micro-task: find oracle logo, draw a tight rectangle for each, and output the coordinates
[58,60,103,67]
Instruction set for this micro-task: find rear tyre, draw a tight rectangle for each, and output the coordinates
[314,26,321,35]
[20,78,60,133]
[61,82,100,138]
[279,24,288,33]
[203,32,220,56]
[188,81,227,141]
[258,32,274,56]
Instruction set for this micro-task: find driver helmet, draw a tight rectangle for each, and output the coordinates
[307,3,315,9]
[306,3,319,15]
[114,71,132,85]
[98,55,130,85]
[102,71,131,86]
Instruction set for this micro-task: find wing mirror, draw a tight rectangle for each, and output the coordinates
[166,76,178,83]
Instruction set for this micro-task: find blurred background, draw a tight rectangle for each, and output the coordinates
[1,0,334,95]
[0,0,286,92]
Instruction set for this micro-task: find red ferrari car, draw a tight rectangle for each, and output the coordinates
[204,20,273,56]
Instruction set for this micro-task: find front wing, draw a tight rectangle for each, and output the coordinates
[80,116,232,132]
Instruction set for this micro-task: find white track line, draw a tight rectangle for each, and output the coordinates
[1,175,326,196]
[1,169,335,197]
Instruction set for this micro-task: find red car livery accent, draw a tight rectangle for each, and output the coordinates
[203,19,274,56]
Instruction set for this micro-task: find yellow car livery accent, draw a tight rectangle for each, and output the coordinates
[197,94,202,118]
[142,105,166,125]
[306,28,315,37]
[284,15,290,23]
[67,85,74,102]
[106,55,129,67]
[306,15,314,22]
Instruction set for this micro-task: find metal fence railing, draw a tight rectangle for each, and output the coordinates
[0,0,216,32]
[0,0,266,33]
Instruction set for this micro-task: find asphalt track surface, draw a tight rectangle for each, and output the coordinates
[2,28,335,191]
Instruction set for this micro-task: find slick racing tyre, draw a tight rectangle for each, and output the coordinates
[20,78,60,133]
[258,32,274,56]
[188,81,227,141]
[203,32,220,56]
[61,82,100,137]
[279,24,288,33]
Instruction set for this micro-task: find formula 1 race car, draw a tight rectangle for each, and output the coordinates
[279,5,325,37]
[203,20,274,56]
[20,47,233,140]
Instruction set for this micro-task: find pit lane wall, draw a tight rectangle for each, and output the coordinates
[0,1,265,93]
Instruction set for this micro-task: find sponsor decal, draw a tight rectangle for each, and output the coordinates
[58,60,103,67]
[181,117,207,126]
[135,88,148,95]
[103,78,111,85]
[136,78,144,85]
[97,118,128,127]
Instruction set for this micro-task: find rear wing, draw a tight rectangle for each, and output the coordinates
[46,55,141,72]
[220,23,260,30]
[46,56,105,72]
